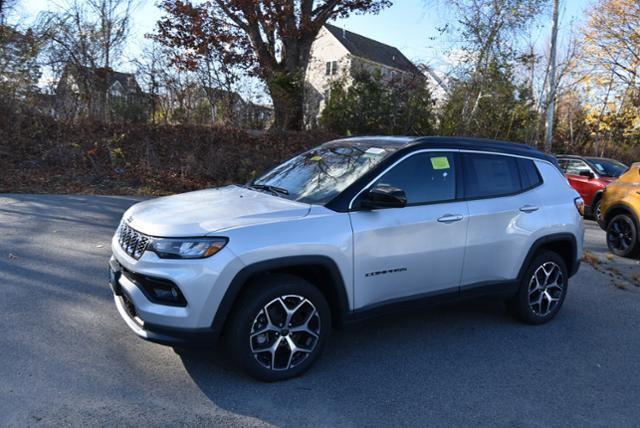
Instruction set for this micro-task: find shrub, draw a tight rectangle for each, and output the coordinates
[320,71,435,136]
[0,101,336,195]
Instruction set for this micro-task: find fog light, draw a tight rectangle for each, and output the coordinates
[148,282,185,305]
[123,268,187,307]
[153,287,177,301]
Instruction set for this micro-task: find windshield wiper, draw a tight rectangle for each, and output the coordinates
[249,183,290,196]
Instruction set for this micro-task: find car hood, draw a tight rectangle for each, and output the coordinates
[123,185,311,237]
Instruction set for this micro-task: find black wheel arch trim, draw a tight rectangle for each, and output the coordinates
[587,190,604,214]
[517,233,580,279]
[603,203,639,228]
[211,255,351,336]
[592,189,604,205]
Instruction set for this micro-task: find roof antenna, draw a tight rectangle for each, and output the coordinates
[342,25,346,39]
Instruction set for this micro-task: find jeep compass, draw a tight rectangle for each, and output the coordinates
[109,137,585,381]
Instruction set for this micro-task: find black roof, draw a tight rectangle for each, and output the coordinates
[324,24,420,74]
[63,64,141,92]
[327,136,555,163]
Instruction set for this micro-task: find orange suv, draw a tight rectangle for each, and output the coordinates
[599,163,640,258]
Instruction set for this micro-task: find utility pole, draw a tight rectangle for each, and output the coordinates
[544,0,560,153]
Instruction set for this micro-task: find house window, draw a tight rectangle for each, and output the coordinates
[325,61,339,76]
[109,81,124,97]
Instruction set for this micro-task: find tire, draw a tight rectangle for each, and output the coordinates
[592,198,602,222]
[606,214,640,258]
[226,274,331,382]
[510,251,568,325]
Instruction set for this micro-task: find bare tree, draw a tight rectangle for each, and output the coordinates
[39,2,101,118]
[0,0,18,25]
[432,0,548,136]
[132,41,166,123]
[39,0,136,121]
[87,0,135,69]
[154,0,393,131]
[543,0,559,153]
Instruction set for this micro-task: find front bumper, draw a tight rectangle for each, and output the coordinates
[109,265,219,347]
[109,234,245,347]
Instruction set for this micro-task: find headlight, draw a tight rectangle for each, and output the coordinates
[148,238,228,259]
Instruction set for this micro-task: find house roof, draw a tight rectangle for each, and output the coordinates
[202,86,245,104]
[64,65,141,92]
[324,24,420,74]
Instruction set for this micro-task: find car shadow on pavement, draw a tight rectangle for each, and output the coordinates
[0,194,145,231]
[175,299,535,426]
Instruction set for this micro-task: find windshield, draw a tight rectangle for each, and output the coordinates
[586,158,628,178]
[252,144,392,204]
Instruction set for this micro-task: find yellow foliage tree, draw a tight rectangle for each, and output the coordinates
[580,0,640,156]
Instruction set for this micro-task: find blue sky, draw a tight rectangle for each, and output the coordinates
[19,0,592,77]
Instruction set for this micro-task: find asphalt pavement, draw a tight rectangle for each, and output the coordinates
[1,194,639,427]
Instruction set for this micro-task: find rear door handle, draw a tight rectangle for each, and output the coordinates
[437,214,464,223]
[520,205,539,213]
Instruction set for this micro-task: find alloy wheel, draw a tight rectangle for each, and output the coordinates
[249,295,321,371]
[528,262,564,317]
[608,217,634,253]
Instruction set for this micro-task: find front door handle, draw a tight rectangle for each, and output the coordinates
[437,214,463,223]
[520,205,539,213]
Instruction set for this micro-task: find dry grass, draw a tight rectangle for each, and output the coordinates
[583,251,601,267]
[0,103,337,195]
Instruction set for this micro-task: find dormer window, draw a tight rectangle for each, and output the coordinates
[325,61,339,76]
[68,76,80,94]
[109,81,124,97]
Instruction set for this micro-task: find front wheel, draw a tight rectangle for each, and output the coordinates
[593,199,602,222]
[606,214,639,258]
[226,274,331,382]
[510,251,568,325]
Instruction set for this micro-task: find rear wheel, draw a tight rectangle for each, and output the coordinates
[510,251,568,325]
[226,274,331,382]
[606,214,639,258]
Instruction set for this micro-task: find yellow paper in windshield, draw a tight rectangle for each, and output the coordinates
[310,155,323,161]
[431,156,450,170]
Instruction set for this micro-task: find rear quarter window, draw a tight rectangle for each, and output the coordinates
[518,158,543,190]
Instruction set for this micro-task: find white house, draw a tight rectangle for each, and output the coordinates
[304,24,424,127]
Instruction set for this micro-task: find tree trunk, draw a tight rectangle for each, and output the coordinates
[267,74,305,131]
[543,0,560,153]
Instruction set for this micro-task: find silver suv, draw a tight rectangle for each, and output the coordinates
[109,137,585,381]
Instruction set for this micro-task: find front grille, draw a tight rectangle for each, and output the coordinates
[117,222,150,260]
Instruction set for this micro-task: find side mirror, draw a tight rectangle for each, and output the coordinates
[360,185,407,210]
[579,170,594,179]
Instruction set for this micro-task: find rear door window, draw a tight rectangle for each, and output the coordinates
[463,153,522,199]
